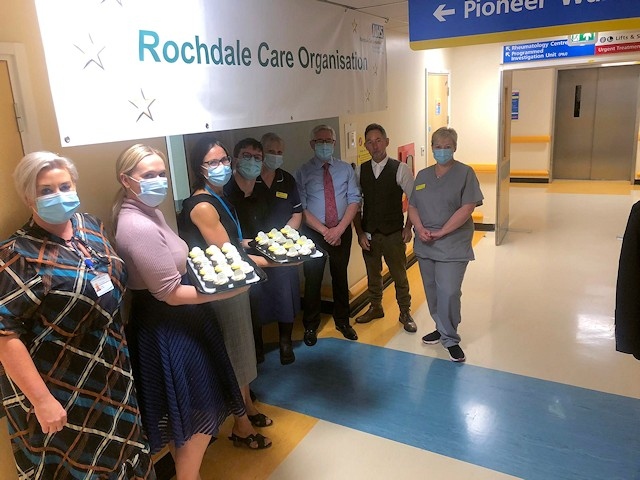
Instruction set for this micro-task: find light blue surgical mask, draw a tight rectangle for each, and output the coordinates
[263,154,284,171]
[36,191,80,224]
[433,149,454,165]
[129,176,168,207]
[237,157,262,180]
[315,143,334,161]
[207,164,232,187]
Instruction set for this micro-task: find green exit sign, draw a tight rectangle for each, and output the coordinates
[568,33,597,45]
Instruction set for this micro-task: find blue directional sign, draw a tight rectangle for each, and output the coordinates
[503,39,596,63]
[409,0,640,50]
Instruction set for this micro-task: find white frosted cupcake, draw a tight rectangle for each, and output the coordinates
[239,261,255,279]
[231,270,246,282]
[286,248,298,259]
[298,246,311,257]
[189,247,204,258]
[214,273,229,286]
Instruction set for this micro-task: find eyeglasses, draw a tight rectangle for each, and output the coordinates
[313,139,334,144]
[202,156,232,168]
[238,152,263,161]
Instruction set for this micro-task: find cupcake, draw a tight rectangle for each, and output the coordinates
[192,256,209,268]
[286,248,299,260]
[231,270,246,283]
[199,266,214,276]
[214,273,229,286]
[267,228,278,238]
[239,261,255,279]
[205,245,221,257]
[283,240,295,250]
[221,242,237,255]
[189,247,204,258]
[298,246,311,257]
[202,272,216,289]
[274,246,287,261]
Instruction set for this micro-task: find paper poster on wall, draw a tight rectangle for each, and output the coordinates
[34,0,388,146]
[512,91,520,120]
[435,98,441,116]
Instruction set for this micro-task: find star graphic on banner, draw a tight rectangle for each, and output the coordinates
[129,89,156,122]
[74,34,106,70]
[352,19,358,33]
[365,89,371,102]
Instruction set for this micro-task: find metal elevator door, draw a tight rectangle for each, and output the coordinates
[552,65,640,181]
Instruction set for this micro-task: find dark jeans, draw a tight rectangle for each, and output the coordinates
[362,230,411,312]
[302,226,353,330]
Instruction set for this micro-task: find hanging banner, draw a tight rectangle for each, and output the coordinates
[34,0,387,147]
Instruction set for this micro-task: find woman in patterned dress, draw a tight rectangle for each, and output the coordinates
[0,152,155,479]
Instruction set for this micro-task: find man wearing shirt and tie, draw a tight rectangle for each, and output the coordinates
[353,123,417,333]
[295,124,361,346]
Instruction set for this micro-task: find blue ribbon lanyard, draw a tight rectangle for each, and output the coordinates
[205,185,243,240]
[67,237,96,272]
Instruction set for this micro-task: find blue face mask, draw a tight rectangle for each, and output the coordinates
[263,154,284,171]
[433,149,454,165]
[315,143,334,161]
[36,191,81,224]
[236,157,263,180]
[130,176,168,207]
[207,164,232,187]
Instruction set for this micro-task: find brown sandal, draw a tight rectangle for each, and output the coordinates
[228,432,272,449]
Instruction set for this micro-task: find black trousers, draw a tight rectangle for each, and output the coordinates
[302,226,353,330]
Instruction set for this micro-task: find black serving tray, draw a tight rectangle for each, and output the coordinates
[186,251,267,294]
[249,240,325,264]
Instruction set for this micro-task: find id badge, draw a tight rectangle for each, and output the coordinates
[91,273,115,297]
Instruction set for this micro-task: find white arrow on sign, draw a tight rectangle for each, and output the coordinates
[433,4,455,22]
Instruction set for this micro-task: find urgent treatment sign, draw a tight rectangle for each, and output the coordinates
[34,0,388,146]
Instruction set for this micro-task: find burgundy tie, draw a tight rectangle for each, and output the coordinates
[323,162,339,228]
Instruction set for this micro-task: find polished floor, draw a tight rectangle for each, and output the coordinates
[198,181,640,480]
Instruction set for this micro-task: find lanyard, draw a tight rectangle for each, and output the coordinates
[204,185,243,240]
[66,237,96,272]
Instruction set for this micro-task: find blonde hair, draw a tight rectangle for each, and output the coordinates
[431,127,458,148]
[13,151,79,206]
[111,144,166,231]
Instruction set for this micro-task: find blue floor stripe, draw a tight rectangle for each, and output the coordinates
[254,339,640,480]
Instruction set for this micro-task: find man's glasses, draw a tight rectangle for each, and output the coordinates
[238,152,263,161]
[202,156,232,168]
[313,139,334,144]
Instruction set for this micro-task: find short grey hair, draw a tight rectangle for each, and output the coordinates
[431,127,458,147]
[260,132,284,148]
[310,124,336,141]
[13,151,79,206]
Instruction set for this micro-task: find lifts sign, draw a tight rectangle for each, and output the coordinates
[409,0,640,49]
[34,0,387,147]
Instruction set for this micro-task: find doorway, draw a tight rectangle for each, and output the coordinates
[0,59,27,239]
[552,65,640,181]
[426,72,450,165]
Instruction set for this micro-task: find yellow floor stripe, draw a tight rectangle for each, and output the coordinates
[512,180,639,195]
[200,404,317,479]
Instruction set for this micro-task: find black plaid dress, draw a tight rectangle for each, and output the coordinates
[0,214,155,480]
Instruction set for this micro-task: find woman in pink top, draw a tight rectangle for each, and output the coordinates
[113,144,271,480]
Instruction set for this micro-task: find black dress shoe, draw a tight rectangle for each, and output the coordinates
[336,324,358,341]
[303,329,317,346]
[399,312,417,333]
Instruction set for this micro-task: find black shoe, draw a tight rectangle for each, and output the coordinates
[355,306,384,323]
[336,324,358,341]
[447,344,466,362]
[279,340,295,365]
[399,312,417,333]
[422,330,441,344]
[303,329,317,346]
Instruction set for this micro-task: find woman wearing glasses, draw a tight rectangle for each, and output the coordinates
[179,136,273,450]
[224,135,302,365]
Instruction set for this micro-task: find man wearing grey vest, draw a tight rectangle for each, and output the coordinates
[353,123,416,332]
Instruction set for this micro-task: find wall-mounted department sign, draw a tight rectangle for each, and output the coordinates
[409,0,640,50]
[503,30,640,63]
[34,0,387,146]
